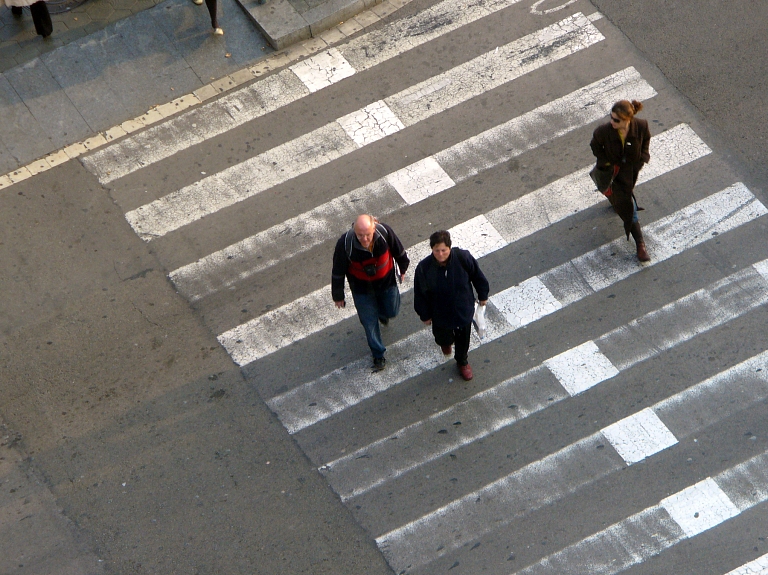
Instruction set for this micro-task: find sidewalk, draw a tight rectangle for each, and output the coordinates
[0,0,392,182]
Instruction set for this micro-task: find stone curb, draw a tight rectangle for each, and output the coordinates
[0,0,412,193]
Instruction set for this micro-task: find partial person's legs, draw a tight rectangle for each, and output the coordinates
[351,291,386,360]
[432,325,455,356]
[204,0,223,33]
[451,324,473,380]
[30,0,52,37]
[452,325,471,366]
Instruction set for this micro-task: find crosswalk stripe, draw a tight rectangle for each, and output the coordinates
[123,14,606,241]
[512,451,768,575]
[318,260,768,501]
[173,65,670,305]
[217,122,706,364]
[81,0,530,184]
[375,350,768,572]
[724,553,768,575]
[266,184,767,434]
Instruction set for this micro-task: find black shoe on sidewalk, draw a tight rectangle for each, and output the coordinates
[372,357,386,371]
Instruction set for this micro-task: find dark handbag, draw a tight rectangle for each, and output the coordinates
[589,164,619,197]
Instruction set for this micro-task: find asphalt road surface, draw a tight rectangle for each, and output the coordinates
[2,0,768,574]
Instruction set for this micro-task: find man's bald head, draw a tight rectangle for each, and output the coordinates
[354,214,377,249]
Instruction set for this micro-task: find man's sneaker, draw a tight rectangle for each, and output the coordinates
[379,316,389,326]
[458,363,473,381]
[440,344,453,357]
[372,357,386,371]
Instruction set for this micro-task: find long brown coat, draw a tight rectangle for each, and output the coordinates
[590,118,651,229]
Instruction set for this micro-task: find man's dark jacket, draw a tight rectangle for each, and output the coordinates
[331,223,409,302]
[414,248,490,329]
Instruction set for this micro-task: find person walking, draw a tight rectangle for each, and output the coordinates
[4,0,52,38]
[414,230,489,381]
[332,215,409,371]
[590,99,652,262]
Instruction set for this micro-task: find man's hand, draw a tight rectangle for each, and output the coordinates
[399,273,406,283]
[478,300,487,306]
[334,300,346,308]
[423,319,432,325]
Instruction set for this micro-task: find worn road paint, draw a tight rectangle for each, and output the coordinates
[123,14,606,240]
[266,186,766,434]
[376,353,768,572]
[319,262,768,503]
[515,452,768,575]
[80,0,529,183]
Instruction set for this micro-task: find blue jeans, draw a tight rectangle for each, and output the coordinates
[351,285,401,359]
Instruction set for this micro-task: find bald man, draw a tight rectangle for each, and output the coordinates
[332,215,409,371]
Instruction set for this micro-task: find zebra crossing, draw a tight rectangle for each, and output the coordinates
[75,0,768,573]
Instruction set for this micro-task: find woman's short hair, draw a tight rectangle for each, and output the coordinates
[612,99,643,121]
[429,230,452,248]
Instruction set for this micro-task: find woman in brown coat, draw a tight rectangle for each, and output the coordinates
[590,99,652,261]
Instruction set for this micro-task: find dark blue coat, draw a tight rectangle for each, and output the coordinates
[414,248,490,329]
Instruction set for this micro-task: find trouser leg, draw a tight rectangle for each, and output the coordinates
[30,1,52,37]
[204,0,217,28]
[432,325,454,348]
[376,284,401,322]
[351,291,386,359]
[452,324,472,366]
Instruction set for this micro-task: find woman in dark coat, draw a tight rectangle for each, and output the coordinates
[414,230,489,381]
[590,99,652,261]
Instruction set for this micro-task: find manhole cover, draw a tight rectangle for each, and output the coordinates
[47,0,91,14]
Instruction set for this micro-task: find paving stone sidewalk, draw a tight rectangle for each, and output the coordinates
[0,0,274,176]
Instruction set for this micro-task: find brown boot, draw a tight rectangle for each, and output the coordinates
[630,222,650,262]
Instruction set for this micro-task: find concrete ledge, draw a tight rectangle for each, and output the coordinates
[239,0,312,50]
[237,0,382,50]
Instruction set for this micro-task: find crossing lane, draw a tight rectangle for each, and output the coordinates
[81,0,532,184]
[265,184,767,434]
[123,13,606,241]
[317,259,768,503]
[376,350,768,573]
[214,122,707,362]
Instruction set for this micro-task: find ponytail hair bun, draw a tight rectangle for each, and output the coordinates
[611,99,643,121]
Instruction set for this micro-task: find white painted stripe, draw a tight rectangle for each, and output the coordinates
[81,0,527,183]
[724,553,768,575]
[493,276,563,328]
[601,408,677,464]
[661,478,740,537]
[377,434,622,573]
[289,47,356,92]
[321,272,768,505]
[537,183,767,305]
[516,451,768,575]
[386,157,456,204]
[266,186,766,434]
[544,341,620,396]
[337,100,405,146]
[124,14,606,240]
[174,68,670,306]
[375,350,768,572]
[125,122,359,240]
